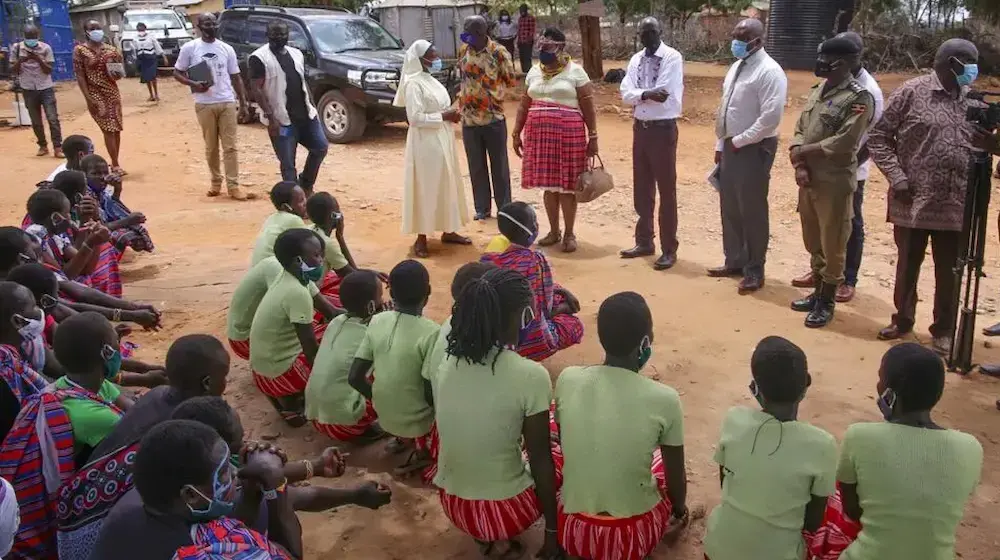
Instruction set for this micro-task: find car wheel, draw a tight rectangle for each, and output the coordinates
[124,54,137,78]
[318,90,366,144]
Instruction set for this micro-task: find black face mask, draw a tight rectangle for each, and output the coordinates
[814,59,835,78]
[269,37,287,51]
[199,25,217,39]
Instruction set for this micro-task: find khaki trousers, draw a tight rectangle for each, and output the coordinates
[195,102,240,193]
[798,182,854,286]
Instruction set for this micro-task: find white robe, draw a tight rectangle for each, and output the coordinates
[400,76,470,235]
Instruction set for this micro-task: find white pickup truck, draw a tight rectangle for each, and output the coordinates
[119,6,195,77]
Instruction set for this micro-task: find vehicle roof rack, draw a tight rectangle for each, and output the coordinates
[228,5,286,12]
[226,5,351,13]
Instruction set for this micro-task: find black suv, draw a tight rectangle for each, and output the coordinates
[217,6,455,144]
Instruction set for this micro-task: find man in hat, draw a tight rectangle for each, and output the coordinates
[788,35,874,328]
[791,31,884,304]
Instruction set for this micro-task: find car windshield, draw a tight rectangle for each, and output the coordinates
[306,18,400,54]
[123,13,184,30]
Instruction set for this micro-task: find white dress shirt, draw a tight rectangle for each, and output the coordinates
[854,67,885,181]
[715,48,787,150]
[620,42,683,121]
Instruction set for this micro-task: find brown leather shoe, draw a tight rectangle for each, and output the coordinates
[877,323,910,340]
[836,284,855,303]
[791,270,817,288]
[738,275,764,294]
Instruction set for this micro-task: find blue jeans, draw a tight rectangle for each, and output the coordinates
[269,117,328,192]
[844,180,865,287]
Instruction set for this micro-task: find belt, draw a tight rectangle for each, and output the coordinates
[634,118,676,128]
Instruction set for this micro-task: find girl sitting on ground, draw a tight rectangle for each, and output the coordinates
[79,154,153,253]
[481,201,583,361]
[434,267,562,559]
[826,343,983,560]
[306,191,357,304]
[0,281,49,442]
[251,181,308,266]
[703,336,836,560]
[24,188,122,298]
[421,261,495,384]
[248,229,329,426]
[306,270,387,443]
[348,259,440,479]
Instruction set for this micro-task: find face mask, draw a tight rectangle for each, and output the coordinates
[14,311,46,372]
[500,16,510,22]
[749,380,763,405]
[366,300,378,316]
[50,212,73,234]
[101,344,122,381]
[637,336,652,369]
[426,58,443,73]
[297,257,324,284]
[87,30,104,43]
[38,294,58,312]
[23,39,39,48]
[460,32,473,45]
[877,388,896,420]
[14,310,45,342]
[538,50,558,65]
[137,31,147,37]
[731,39,749,59]
[814,59,836,78]
[199,25,217,39]
[497,211,538,246]
[955,63,978,87]
[520,306,536,330]
[269,37,288,51]
[186,448,236,521]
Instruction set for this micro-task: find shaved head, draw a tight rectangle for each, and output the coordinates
[464,15,487,33]
[639,17,660,33]
[935,38,978,66]
[734,18,764,40]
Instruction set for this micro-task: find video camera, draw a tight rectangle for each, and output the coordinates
[966,91,1000,130]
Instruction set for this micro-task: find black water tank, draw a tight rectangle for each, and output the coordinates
[767,0,844,70]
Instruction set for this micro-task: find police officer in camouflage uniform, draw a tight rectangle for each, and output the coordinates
[788,36,875,328]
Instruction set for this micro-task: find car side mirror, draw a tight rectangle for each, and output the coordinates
[185,21,193,30]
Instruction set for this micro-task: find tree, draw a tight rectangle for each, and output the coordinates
[579,0,603,78]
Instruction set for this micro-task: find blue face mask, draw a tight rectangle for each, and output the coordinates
[297,257,324,284]
[427,58,443,73]
[539,50,557,65]
[877,388,896,420]
[186,447,236,521]
[87,29,104,43]
[23,39,39,49]
[637,336,652,369]
[731,39,749,59]
[497,210,537,247]
[101,344,122,381]
[955,63,978,87]
[460,32,473,45]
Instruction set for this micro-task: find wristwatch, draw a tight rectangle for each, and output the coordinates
[262,478,287,501]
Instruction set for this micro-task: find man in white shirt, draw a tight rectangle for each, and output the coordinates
[173,13,257,201]
[248,21,328,195]
[710,18,788,294]
[619,17,684,271]
[790,31,883,303]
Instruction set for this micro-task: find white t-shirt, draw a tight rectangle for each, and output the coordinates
[525,61,590,109]
[174,38,240,105]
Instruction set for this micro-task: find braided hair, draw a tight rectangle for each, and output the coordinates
[446,267,532,369]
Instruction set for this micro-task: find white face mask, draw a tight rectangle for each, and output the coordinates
[0,478,18,557]
[14,310,45,342]
[14,310,46,372]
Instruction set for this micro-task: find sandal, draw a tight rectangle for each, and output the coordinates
[354,422,390,445]
[392,449,432,478]
[279,410,307,428]
[441,232,472,245]
[206,189,222,197]
[111,167,127,177]
[562,233,578,253]
[537,231,561,247]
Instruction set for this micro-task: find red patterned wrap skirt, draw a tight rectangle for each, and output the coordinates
[228,338,251,361]
[558,449,673,560]
[805,484,861,560]
[313,399,379,442]
[521,101,588,194]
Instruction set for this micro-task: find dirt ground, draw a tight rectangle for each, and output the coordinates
[1,61,999,559]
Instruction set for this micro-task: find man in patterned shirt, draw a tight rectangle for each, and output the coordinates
[869,38,980,355]
[458,15,516,220]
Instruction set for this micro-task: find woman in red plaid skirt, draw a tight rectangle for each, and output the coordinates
[512,27,599,254]
[555,292,689,560]
[432,267,563,559]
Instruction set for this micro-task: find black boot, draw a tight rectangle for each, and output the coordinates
[805,283,837,328]
[791,287,819,312]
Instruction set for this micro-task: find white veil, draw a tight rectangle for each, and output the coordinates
[392,39,432,108]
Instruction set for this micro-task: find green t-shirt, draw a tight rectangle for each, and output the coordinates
[420,315,451,385]
[837,422,983,560]
[305,315,369,426]
[250,212,307,267]
[55,377,122,453]
[434,348,552,500]
[703,407,838,560]
[355,311,439,437]
[555,365,683,517]
[310,226,349,273]
[227,256,318,342]
[249,272,314,376]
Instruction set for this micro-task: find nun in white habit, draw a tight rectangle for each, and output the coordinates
[394,39,472,258]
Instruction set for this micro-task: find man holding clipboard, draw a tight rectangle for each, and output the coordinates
[174,13,257,201]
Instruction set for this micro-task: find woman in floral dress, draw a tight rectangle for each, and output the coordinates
[73,21,126,175]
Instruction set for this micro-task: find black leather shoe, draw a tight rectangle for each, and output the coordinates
[983,322,1000,337]
[791,291,818,313]
[653,254,677,271]
[983,363,1000,378]
[805,283,837,328]
[738,275,764,294]
[620,245,655,259]
[474,212,491,221]
[707,266,743,278]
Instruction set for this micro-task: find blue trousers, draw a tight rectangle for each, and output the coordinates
[269,117,329,192]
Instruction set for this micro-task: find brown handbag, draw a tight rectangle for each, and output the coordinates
[575,155,614,203]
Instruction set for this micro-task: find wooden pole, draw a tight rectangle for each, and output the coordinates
[578,0,603,79]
